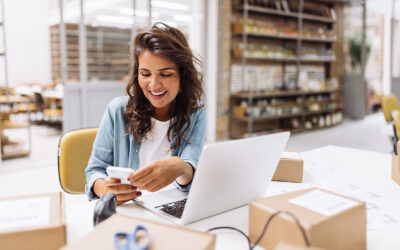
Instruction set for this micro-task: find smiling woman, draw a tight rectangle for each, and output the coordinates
[84,22,206,205]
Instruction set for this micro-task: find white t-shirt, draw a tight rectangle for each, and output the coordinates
[139,118,172,169]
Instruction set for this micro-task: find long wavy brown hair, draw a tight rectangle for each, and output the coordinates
[125,22,203,149]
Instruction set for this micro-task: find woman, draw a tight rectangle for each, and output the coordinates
[85,23,206,205]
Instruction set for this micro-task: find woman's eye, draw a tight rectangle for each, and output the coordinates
[141,73,151,77]
[161,74,171,77]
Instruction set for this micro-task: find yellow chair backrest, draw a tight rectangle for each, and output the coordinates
[382,94,400,122]
[58,127,98,194]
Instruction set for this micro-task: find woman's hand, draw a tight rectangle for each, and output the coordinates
[129,156,194,192]
[93,178,142,205]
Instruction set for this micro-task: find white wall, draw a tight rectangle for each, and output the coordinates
[1,0,51,86]
[366,0,393,95]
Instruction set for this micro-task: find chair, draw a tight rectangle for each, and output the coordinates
[58,127,98,194]
[33,92,63,126]
[391,110,400,154]
[382,94,400,123]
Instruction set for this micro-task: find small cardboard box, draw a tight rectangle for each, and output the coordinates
[392,143,400,186]
[0,192,66,250]
[249,188,366,250]
[63,213,215,250]
[272,151,303,183]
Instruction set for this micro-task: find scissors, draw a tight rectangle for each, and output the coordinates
[114,225,151,250]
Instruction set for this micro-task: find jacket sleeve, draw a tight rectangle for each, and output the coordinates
[85,102,116,200]
[175,107,207,191]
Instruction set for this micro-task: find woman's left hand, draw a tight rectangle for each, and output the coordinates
[129,156,193,192]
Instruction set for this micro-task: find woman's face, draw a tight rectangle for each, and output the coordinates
[138,50,180,120]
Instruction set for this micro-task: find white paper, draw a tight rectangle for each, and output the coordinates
[0,197,50,231]
[281,151,301,160]
[289,189,358,216]
[319,183,400,231]
[301,154,400,231]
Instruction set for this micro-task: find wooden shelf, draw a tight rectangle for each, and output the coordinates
[226,1,342,139]
[240,5,335,23]
[231,89,341,99]
[232,107,339,122]
[233,32,337,43]
[231,121,342,139]
[304,107,340,116]
[2,149,30,159]
[50,23,131,82]
[0,120,29,129]
[232,56,335,63]
[233,112,303,121]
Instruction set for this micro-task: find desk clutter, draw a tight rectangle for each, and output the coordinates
[0,192,66,250]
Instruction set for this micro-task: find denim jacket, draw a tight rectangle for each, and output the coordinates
[85,96,206,200]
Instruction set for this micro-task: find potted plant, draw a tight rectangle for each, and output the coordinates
[343,33,370,119]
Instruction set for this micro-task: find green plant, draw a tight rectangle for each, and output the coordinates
[348,34,371,71]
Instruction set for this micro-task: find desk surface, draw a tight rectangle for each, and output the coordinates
[66,145,400,250]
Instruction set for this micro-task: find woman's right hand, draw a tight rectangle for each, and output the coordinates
[93,178,142,205]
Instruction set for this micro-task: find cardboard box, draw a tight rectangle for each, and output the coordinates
[392,154,400,186]
[392,142,400,186]
[272,151,303,183]
[275,242,326,250]
[63,213,215,250]
[0,192,66,250]
[249,188,366,250]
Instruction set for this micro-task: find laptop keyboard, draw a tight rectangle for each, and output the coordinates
[155,198,187,218]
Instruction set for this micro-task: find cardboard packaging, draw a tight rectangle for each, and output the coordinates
[275,242,326,250]
[249,188,366,250]
[392,142,400,186]
[272,151,303,183]
[0,192,66,250]
[63,213,215,250]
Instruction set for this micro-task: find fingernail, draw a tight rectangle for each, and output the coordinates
[127,177,130,181]
[136,191,142,196]
[131,186,136,190]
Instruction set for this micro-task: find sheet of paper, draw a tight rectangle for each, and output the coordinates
[319,183,400,231]
[281,151,301,160]
[289,189,358,216]
[300,153,400,231]
[0,197,50,231]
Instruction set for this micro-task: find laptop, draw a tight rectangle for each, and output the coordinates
[134,131,290,225]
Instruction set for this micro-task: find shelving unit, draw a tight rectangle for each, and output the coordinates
[0,98,32,160]
[0,0,31,160]
[229,0,343,139]
[50,23,131,82]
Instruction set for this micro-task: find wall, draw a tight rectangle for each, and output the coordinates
[1,0,52,86]
[63,82,126,133]
[366,0,393,95]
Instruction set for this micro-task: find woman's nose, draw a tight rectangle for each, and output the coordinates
[149,75,161,89]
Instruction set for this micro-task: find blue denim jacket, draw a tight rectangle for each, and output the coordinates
[85,96,206,200]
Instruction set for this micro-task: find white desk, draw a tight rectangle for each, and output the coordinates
[65,146,400,250]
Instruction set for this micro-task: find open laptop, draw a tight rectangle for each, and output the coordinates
[134,131,290,225]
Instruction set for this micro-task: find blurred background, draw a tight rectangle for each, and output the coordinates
[0,0,399,170]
